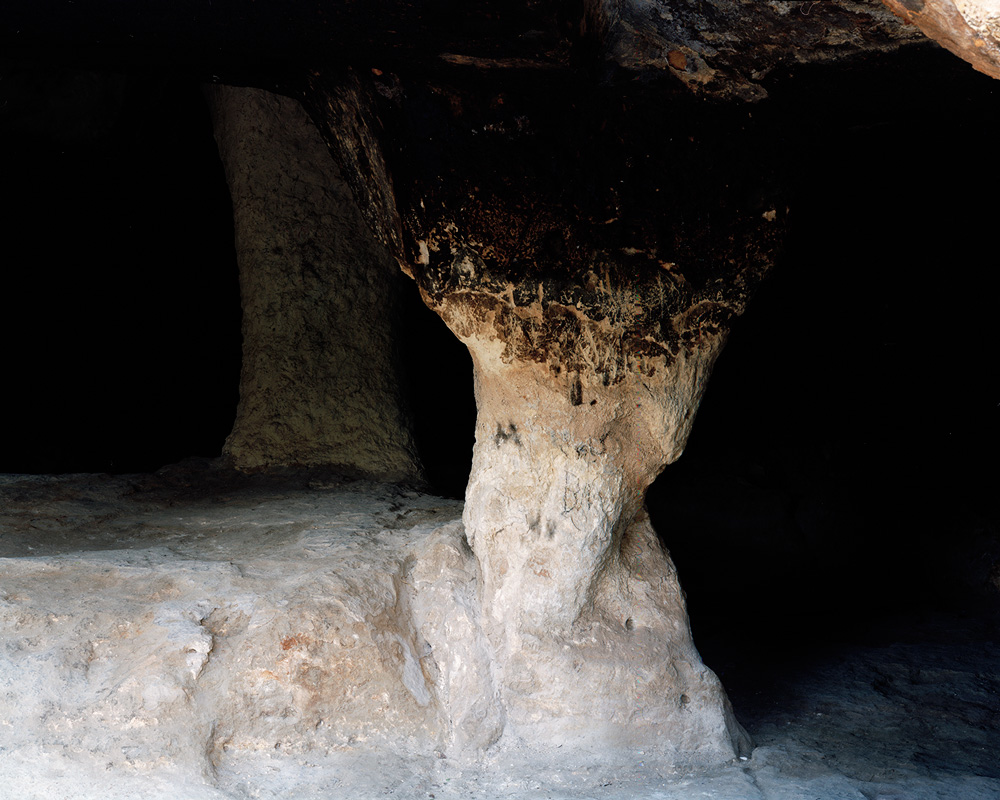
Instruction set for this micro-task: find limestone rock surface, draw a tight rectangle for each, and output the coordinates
[206,86,421,480]
[1,467,997,800]
[0,471,454,797]
[0,465,744,773]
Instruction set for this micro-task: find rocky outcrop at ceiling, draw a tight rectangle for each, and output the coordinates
[6,2,997,99]
[882,0,1000,79]
[595,0,926,99]
[590,0,1000,98]
[0,1,950,92]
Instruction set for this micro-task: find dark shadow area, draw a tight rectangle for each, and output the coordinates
[649,48,1000,660]
[397,278,477,499]
[0,67,242,473]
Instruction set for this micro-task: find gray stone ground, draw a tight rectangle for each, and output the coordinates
[1,463,997,800]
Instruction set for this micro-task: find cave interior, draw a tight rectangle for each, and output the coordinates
[3,46,996,633]
[1,2,999,796]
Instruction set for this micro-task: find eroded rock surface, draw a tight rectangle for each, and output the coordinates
[296,50,789,758]
[0,470,460,795]
[1,470,997,800]
[0,463,747,766]
[206,86,421,480]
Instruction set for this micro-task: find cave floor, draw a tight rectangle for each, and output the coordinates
[1,462,997,800]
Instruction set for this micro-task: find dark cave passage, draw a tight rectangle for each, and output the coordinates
[0,72,241,473]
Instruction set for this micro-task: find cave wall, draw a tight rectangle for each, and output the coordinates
[206,85,422,480]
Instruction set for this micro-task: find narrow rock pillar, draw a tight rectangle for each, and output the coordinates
[463,337,714,639]
[423,285,752,759]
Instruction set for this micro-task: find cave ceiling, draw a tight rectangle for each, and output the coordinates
[0,1,935,90]
[1,2,982,223]
[2,1,995,362]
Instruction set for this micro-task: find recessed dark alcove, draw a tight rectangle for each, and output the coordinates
[1,70,242,473]
[648,49,1000,652]
[397,279,477,499]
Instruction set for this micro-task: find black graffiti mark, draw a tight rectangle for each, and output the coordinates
[493,422,522,447]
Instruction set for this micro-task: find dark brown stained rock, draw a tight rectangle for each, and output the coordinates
[304,69,787,371]
[591,0,925,100]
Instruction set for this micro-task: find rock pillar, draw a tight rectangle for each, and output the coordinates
[206,85,421,479]
[463,334,717,639]
[304,71,784,761]
[419,275,753,759]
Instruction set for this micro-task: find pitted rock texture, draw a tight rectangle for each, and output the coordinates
[206,85,421,480]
